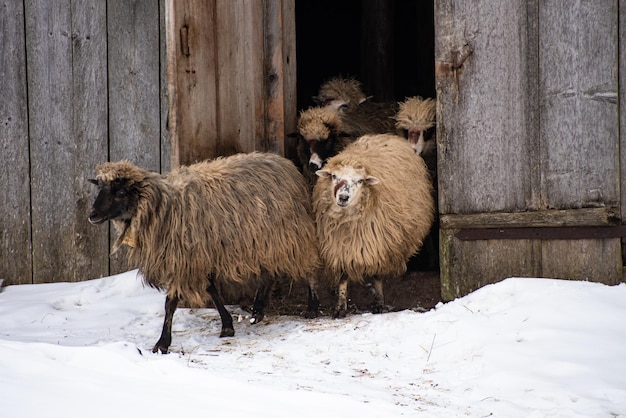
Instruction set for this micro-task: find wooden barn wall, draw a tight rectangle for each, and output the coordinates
[0,0,169,285]
[435,0,622,300]
[166,0,296,167]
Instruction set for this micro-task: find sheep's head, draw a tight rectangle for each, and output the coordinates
[313,77,367,113]
[394,96,436,155]
[297,106,349,170]
[316,164,379,208]
[87,161,142,225]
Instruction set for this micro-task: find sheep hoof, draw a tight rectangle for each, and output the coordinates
[152,343,169,355]
[250,313,264,325]
[333,309,347,319]
[304,310,319,319]
[220,327,235,338]
[371,305,385,314]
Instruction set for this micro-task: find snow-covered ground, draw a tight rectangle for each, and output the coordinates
[0,270,624,417]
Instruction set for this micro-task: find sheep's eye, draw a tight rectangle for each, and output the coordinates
[357,179,364,185]
[115,189,127,198]
[331,174,337,181]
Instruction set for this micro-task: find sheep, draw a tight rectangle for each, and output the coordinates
[312,76,367,112]
[394,96,437,157]
[87,154,321,354]
[394,96,439,271]
[313,134,435,318]
[291,106,354,189]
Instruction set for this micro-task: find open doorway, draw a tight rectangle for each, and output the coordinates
[291,0,440,311]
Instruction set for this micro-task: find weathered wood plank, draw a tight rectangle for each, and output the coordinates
[281,0,298,162]
[108,0,161,274]
[159,0,171,173]
[263,0,286,155]
[26,0,108,283]
[70,1,111,281]
[435,0,538,215]
[0,0,32,285]
[620,0,626,225]
[440,229,541,301]
[539,0,619,209]
[215,0,264,155]
[166,0,218,166]
[440,207,620,229]
[541,239,622,285]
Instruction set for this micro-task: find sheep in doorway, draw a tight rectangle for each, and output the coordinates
[313,134,434,317]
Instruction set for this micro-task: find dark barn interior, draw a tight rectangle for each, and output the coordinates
[295,0,435,110]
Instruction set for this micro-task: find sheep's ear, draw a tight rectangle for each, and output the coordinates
[87,179,98,186]
[365,176,380,185]
[316,169,331,178]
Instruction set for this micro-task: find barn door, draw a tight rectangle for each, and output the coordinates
[435,0,624,300]
[165,0,296,167]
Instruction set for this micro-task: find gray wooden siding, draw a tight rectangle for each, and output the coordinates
[0,0,32,285]
[0,0,168,285]
[436,0,622,300]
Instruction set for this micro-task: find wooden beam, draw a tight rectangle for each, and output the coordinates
[456,225,626,241]
[440,207,620,229]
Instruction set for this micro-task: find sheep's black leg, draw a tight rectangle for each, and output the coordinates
[152,294,179,354]
[304,280,320,319]
[333,274,349,319]
[206,280,234,337]
[251,280,273,324]
[371,276,386,314]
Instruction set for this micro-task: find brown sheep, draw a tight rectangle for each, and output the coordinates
[313,134,434,317]
[312,76,367,112]
[394,96,440,271]
[292,106,354,189]
[394,96,437,156]
[88,154,321,354]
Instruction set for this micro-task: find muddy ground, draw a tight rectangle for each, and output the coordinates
[260,269,442,318]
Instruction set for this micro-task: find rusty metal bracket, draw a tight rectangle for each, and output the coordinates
[455,225,626,241]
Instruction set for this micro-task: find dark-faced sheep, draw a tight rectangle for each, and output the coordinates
[313,134,434,317]
[88,154,321,354]
[292,106,353,189]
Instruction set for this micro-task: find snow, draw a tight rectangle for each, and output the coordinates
[0,270,625,417]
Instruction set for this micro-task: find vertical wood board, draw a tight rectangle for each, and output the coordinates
[215,0,264,155]
[281,0,298,162]
[617,0,626,225]
[0,0,32,284]
[539,0,619,209]
[107,0,162,275]
[25,0,109,283]
[69,1,110,281]
[262,0,286,155]
[159,0,171,173]
[166,0,218,166]
[435,0,537,215]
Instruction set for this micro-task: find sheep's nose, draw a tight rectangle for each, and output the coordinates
[309,153,323,170]
[88,210,106,225]
[337,194,349,207]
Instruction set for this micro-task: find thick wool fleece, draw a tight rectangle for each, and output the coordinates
[313,134,434,284]
[96,154,320,307]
